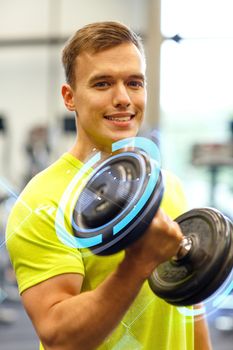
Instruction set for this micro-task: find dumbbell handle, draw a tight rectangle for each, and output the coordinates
[173,236,193,262]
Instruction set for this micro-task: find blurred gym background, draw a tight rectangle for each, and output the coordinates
[0,0,232,349]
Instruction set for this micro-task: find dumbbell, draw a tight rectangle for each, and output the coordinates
[72,149,233,306]
[149,208,233,306]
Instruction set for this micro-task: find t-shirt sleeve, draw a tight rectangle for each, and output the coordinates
[6,194,84,294]
[160,170,189,219]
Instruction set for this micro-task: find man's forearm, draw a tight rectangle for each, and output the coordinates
[194,305,212,350]
[42,257,148,350]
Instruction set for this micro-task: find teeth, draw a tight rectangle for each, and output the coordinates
[106,116,132,121]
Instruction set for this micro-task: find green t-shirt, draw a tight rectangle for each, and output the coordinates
[6,153,194,350]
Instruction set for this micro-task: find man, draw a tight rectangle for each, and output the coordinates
[6,21,212,349]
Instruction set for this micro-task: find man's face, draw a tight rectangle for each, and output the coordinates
[62,42,147,156]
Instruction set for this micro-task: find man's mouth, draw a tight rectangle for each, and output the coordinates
[104,114,135,122]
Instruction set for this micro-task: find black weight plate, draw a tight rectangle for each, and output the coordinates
[73,150,163,255]
[182,215,233,306]
[148,208,233,306]
[77,161,134,228]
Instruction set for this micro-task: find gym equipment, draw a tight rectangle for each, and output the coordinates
[148,207,233,306]
[73,149,163,255]
[73,148,233,306]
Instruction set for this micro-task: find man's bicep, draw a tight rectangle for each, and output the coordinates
[21,273,83,332]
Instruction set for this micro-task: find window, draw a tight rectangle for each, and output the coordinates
[160,0,233,215]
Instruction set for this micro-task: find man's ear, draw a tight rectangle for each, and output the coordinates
[61,84,75,111]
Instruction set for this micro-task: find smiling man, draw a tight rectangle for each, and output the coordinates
[6,21,212,350]
[62,31,146,158]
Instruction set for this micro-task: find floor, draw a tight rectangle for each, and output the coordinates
[0,301,38,350]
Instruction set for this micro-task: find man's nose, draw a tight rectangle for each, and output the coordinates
[112,84,131,108]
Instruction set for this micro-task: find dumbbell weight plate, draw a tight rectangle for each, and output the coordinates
[73,150,163,255]
[148,208,233,306]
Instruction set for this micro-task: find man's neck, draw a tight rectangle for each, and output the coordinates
[69,142,111,163]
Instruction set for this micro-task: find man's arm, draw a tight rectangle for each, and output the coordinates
[194,305,212,350]
[22,209,183,350]
[22,262,145,350]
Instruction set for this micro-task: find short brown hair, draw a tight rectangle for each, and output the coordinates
[62,21,145,87]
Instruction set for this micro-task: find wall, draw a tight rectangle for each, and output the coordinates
[0,0,156,189]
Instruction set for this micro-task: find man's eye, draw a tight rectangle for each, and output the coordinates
[128,81,144,88]
[94,82,110,88]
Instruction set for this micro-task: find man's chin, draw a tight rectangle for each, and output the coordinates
[95,130,139,154]
[110,130,138,143]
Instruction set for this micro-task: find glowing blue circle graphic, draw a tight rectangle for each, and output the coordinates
[55,137,161,249]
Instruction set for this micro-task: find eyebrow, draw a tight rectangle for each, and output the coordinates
[129,74,145,81]
[88,73,145,85]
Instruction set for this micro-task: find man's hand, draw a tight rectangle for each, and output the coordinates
[125,208,184,278]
